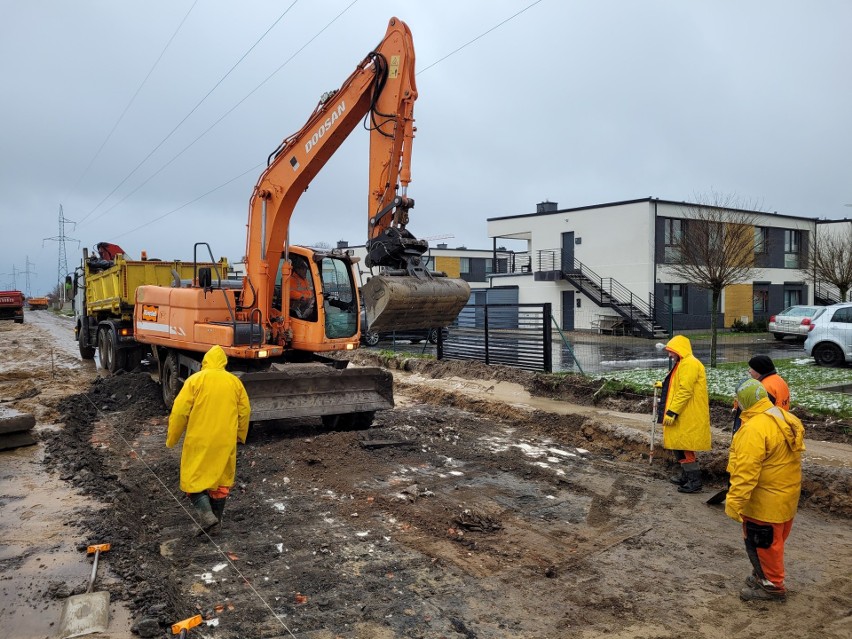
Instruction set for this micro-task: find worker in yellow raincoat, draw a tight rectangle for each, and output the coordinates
[657,335,711,493]
[726,378,804,602]
[167,345,251,532]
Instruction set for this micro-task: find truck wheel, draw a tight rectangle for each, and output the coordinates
[161,351,181,410]
[814,343,843,367]
[78,328,96,360]
[98,327,126,373]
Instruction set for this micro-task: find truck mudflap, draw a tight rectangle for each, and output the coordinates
[361,275,471,334]
[235,363,394,423]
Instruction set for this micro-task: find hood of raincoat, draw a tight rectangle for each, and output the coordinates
[736,378,768,409]
[739,387,806,454]
[202,345,228,371]
[665,335,693,359]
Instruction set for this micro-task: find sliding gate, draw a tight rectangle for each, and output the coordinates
[439,303,552,373]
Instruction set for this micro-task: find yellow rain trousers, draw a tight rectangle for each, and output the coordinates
[166,345,251,493]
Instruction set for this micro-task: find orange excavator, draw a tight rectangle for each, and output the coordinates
[132,17,470,426]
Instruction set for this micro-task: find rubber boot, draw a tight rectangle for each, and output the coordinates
[190,492,220,531]
[669,465,687,486]
[210,497,226,524]
[677,463,703,493]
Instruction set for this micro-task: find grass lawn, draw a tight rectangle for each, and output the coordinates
[604,358,852,419]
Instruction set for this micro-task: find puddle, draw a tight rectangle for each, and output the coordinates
[0,444,134,638]
[817,383,852,395]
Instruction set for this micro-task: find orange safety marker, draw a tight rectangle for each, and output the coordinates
[171,614,203,636]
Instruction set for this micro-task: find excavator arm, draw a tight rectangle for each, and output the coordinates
[244,16,469,340]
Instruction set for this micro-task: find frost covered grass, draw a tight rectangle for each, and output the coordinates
[604,359,852,418]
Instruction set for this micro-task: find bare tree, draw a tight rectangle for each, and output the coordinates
[664,191,765,367]
[806,222,852,302]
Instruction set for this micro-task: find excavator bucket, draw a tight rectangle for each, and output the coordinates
[236,363,394,423]
[361,275,471,334]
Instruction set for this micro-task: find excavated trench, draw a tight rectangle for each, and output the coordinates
[2,316,851,639]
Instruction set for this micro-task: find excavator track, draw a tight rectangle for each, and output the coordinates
[361,275,470,334]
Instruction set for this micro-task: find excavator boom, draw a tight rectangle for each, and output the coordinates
[245,16,469,338]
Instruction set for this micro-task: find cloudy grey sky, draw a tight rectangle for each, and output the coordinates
[2,0,850,296]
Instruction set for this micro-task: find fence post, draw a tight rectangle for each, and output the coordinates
[543,303,552,373]
[484,304,490,366]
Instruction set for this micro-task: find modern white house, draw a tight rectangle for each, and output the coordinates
[485,198,849,336]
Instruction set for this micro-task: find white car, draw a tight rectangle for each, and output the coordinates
[803,302,852,367]
[768,305,825,341]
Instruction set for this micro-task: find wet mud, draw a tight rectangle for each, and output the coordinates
[2,317,851,638]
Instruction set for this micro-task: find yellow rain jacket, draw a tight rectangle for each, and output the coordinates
[660,335,711,451]
[166,346,251,493]
[725,397,805,523]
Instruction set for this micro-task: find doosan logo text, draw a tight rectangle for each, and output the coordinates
[304,102,345,155]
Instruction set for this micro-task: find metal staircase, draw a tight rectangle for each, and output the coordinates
[815,281,843,305]
[537,250,669,338]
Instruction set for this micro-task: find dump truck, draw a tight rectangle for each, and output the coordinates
[0,290,25,323]
[73,243,227,373]
[27,296,49,310]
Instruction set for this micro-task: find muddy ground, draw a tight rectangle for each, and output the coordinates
[1,313,851,639]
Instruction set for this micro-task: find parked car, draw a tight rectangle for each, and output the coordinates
[768,305,825,341]
[360,309,448,346]
[803,302,852,367]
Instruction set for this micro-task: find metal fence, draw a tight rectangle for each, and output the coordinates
[368,306,806,376]
[439,303,553,372]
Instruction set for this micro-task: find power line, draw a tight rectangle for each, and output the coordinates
[111,162,264,240]
[66,0,200,206]
[418,0,546,75]
[88,0,360,234]
[78,0,301,226]
[88,0,537,237]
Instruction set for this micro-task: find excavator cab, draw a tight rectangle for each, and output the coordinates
[275,247,361,349]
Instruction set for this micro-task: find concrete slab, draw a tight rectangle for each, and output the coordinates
[0,406,36,434]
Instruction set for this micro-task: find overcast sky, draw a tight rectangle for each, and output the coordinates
[2,0,851,296]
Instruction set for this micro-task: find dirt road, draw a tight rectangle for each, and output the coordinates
[1,313,850,639]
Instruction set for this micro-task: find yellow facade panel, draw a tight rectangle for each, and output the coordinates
[725,283,753,327]
[435,256,461,278]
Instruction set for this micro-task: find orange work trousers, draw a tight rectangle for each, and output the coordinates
[742,516,794,589]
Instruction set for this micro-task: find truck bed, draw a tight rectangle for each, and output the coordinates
[85,256,228,316]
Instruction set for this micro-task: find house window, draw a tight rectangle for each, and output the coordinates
[783,289,802,308]
[753,289,768,313]
[664,219,682,262]
[664,284,687,314]
[754,227,768,254]
[459,257,470,274]
[484,258,493,274]
[708,222,724,252]
[784,230,800,268]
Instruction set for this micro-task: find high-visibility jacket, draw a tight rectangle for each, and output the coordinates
[290,271,312,301]
[759,372,790,410]
[659,335,711,451]
[166,345,251,493]
[725,397,805,523]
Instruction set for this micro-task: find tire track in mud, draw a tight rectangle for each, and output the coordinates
[35,354,852,638]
